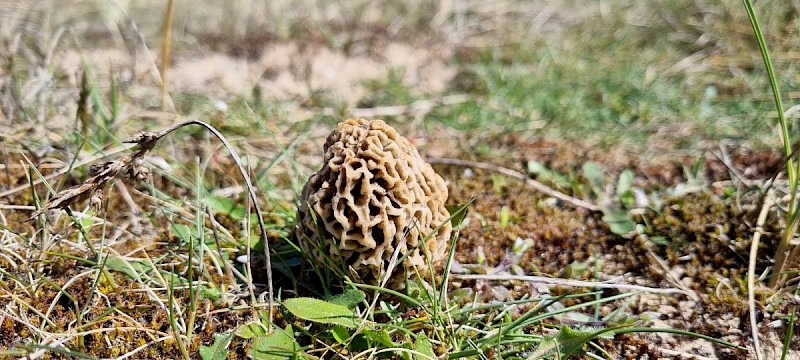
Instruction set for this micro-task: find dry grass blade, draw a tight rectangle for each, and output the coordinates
[452,274,692,296]
[159,0,174,112]
[28,119,276,328]
[646,250,700,301]
[748,190,773,360]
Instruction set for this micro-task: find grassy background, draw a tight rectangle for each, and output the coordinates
[2,0,797,153]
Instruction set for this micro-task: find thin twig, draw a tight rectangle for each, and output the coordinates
[646,250,700,301]
[428,158,600,211]
[748,191,773,360]
[451,274,691,296]
[206,206,237,288]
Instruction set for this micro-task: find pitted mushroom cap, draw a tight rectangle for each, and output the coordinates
[296,118,452,289]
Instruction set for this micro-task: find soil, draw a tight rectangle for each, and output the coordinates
[434,144,794,359]
[2,135,799,358]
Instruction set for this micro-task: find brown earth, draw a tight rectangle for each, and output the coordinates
[2,134,798,358]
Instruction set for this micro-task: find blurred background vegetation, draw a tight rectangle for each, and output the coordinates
[1,0,797,157]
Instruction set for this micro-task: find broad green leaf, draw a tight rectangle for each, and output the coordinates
[363,329,395,348]
[529,325,600,358]
[250,325,300,360]
[448,288,472,303]
[617,169,636,207]
[649,236,667,246]
[235,321,268,339]
[556,325,604,356]
[158,270,188,287]
[491,174,507,195]
[527,160,547,175]
[499,206,511,228]
[206,195,246,220]
[76,211,96,231]
[330,325,350,344]
[619,189,635,209]
[199,332,232,360]
[283,297,359,328]
[581,161,605,192]
[445,204,469,228]
[244,230,266,252]
[102,255,151,280]
[601,207,635,235]
[326,288,366,308]
[527,160,571,188]
[564,261,588,279]
[258,310,272,324]
[559,311,592,323]
[616,169,634,196]
[201,285,224,302]
[529,335,558,359]
[171,223,198,243]
[349,333,370,352]
[413,334,435,359]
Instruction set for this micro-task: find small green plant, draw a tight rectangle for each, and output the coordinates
[357,68,415,109]
[268,199,746,358]
[75,66,122,148]
[527,160,640,235]
[741,1,798,358]
[741,0,799,290]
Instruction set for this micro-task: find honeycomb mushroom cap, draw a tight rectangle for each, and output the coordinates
[296,118,452,289]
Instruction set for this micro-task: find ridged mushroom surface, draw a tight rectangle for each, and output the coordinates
[296,118,452,289]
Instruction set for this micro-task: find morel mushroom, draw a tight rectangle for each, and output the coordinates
[296,118,452,289]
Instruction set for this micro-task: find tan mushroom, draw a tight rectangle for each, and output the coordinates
[296,118,452,289]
